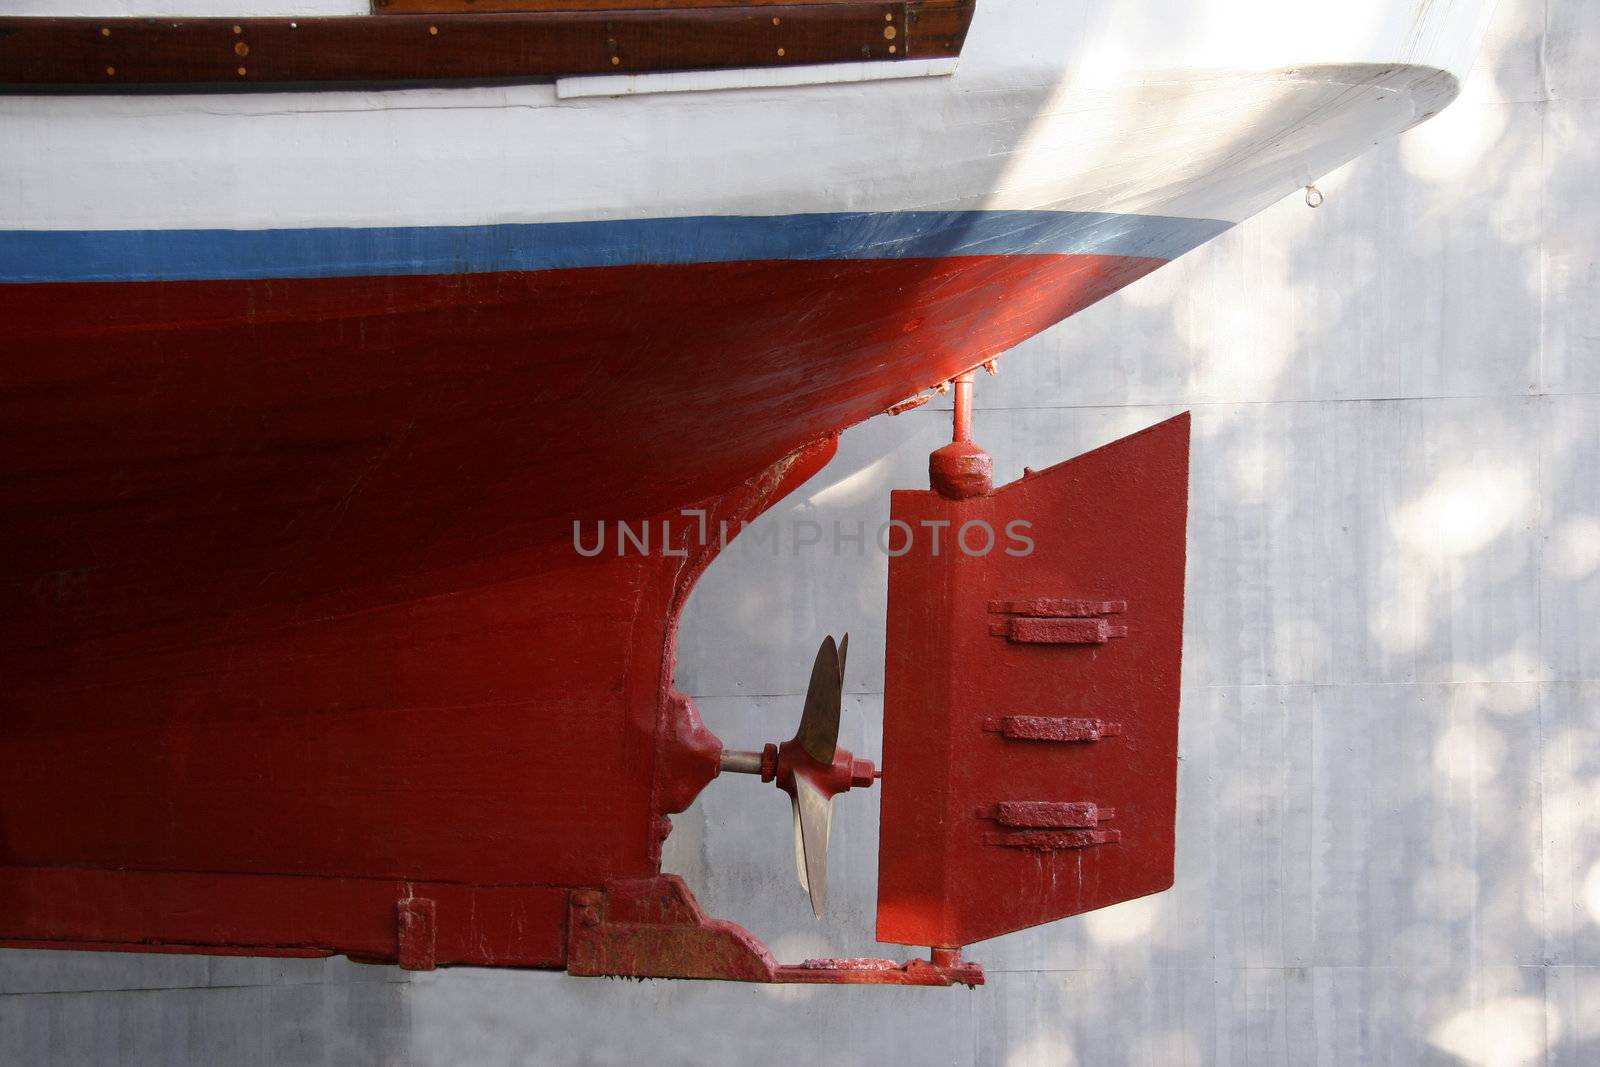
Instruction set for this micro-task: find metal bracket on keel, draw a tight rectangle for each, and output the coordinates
[566,876,983,986]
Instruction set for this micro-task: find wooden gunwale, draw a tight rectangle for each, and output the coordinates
[0,1,974,91]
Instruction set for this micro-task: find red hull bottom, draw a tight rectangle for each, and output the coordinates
[0,251,1163,968]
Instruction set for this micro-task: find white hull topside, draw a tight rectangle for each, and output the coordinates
[0,0,1497,237]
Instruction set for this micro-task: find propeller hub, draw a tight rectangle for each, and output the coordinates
[722,740,875,795]
[771,737,876,800]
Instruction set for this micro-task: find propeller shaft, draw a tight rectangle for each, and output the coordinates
[719,749,766,775]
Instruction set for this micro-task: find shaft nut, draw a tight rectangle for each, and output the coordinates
[849,758,877,788]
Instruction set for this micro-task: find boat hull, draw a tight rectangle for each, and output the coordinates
[0,0,1495,968]
[0,240,1163,964]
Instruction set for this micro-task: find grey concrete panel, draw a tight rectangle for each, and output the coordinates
[1547,964,1600,1066]
[979,104,1545,411]
[0,981,409,1067]
[408,967,978,1067]
[0,952,211,997]
[1539,681,1600,967]
[974,968,1220,1067]
[0,949,402,997]
[1548,0,1600,102]
[1541,396,1600,680]
[1181,397,1541,689]
[1543,100,1600,395]
[1301,964,1548,1067]
[1302,683,1543,970]
[1461,0,1552,106]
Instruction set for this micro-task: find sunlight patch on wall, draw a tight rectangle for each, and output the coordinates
[753,932,835,1003]
[1400,98,1509,186]
[1082,893,1163,946]
[1551,515,1600,580]
[1584,861,1600,928]
[734,583,774,629]
[1006,1033,1079,1067]
[1479,682,1539,717]
[1177,257,1298,400]
[805,455,892,510]
[1542,725,1600,935]
[1392,463,1534,560]
[1433,721,1507,787]
[1429,994,1551,1067]
[1228,438,1271,500]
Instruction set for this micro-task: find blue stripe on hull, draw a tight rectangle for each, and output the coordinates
[0,210,1231,284]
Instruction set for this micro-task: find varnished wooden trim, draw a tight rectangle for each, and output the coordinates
[906,0,975,58]
[0,2,974,93]
[376,0,867,10]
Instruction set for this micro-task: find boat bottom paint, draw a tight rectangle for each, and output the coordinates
[2,250,1169,652]
[0,240,1183,961]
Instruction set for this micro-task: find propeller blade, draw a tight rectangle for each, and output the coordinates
[791,794,808,895]
[792,774,833,917]
[796,634,843,764]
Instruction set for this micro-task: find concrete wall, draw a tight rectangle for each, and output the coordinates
[4,0,1596,1062]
